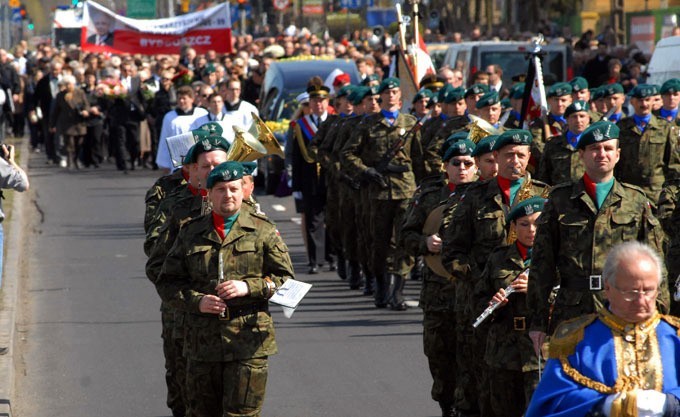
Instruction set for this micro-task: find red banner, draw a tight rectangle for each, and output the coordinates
[81,1,232,55]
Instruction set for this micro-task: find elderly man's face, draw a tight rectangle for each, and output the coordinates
[93,15,112,36]
[604,255,659,323]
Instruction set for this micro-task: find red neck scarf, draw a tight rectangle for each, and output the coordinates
[448,182,456,192]
[582,172,597,204]
[188,184,208,197]
[497,176,511,205]
[212,212,226,240]
[516,241,530,261]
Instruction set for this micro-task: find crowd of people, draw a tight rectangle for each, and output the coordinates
[2,21,680,417]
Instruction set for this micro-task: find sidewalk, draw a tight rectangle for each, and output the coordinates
[0,135,31,417]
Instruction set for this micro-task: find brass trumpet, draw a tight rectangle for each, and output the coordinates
[466,114,502,144]
[227,113,284,162]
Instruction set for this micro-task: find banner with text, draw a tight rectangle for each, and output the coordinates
[81,1,231,55]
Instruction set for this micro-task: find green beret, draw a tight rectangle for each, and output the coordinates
[183,130,210,164]
[202,64,216,76]
[207,161,244,188]
[577,120,619,149]
[507,196,547,222]
[183,145,196,165]
[443,87,466,103]
[440,131,470,156]
[511,73,526,83]
[361,74,379,86]
[190,134,231,163]
[241,161,257,176]
[465,83,489,97]
[601,83,624,97]
[590,86,603,100]
[336,85,355,99]
[443,139,476,162]
[471,134,498,156]
[349,86,370,105]
[564,100,590,118]
[569,76,589,92]
[660,78,680,95]
[412,89,433,104]
[195,122,224,135]
[475,91,500,109]
[628,84,659,98]
[437,84,453,102]
[492,129,533,151]
[378,77,400,93]
[547,82,573,98]
[501,98,511,109]
[510,83,525,100]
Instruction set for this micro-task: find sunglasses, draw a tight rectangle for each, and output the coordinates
[450,160,475,168]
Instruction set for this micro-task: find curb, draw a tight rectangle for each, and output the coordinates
[0,135,31,417]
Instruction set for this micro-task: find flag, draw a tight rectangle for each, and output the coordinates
[393,47,420,113]
[519,54,548,127]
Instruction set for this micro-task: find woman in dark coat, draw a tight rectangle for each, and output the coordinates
[49,74,90,169]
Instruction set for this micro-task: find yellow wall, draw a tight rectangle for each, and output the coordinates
[583,0,680,13]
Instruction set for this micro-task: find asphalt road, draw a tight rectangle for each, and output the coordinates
[13,154,438,417]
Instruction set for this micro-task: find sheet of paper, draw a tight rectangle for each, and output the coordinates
[269,279,312,309]
[166,132,197,168]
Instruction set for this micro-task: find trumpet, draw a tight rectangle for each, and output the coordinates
[473,268,529,328]
[226,113,285,162]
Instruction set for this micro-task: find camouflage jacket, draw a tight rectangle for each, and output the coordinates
[527,178,667,334]
[658,180,680,292]
[535,133,585,186]
[413,116,447,183]
[417,116,473,185]
[474,243,538,371]
[529,114,567,173]
[144,184,201,257]
[616,115,680,204]
[503,111,521,130]
[143,169,186,235]
[341,112,422,200]
[441,176,549,282]
[156,210,293,361]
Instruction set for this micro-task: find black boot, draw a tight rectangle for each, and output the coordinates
[387,273,408,311]
[336,255,347,280]
[348,261,362,290]
[363,268,374,296]
[410,256,424,281]
[374,273,388,308]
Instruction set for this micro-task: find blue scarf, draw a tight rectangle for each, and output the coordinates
[440,114,448,121]
[551,114,566,124]
[380,109,399,125]
[608,112,623,123]
[565,131,582,148]
[510,110,521,120]
[660,107,678,122]
[633,114,652,132]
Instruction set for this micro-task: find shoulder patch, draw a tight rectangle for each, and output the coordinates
[618,181,647,195]
[548,313,598,359]
[250,210,275,225]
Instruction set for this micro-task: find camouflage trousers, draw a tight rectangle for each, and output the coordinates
[338,183,360,263]
[488,368,539,417]
[368,198,412,276]
[325,183,344,258]
[422,310,457,404]
[454,316,480,415]
[186,357,268,417]
[358,186,374,275]
[162,307,187,417]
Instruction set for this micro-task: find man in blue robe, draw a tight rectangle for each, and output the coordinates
[526,241,680,417]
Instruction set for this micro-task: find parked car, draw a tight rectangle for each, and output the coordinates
[257,57,361,194]
[646,36,680,85]
[441,41,573,87]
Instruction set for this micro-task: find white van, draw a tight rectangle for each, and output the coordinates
[647,36,680,85]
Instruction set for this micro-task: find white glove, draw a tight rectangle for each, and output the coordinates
[292,191,303,200]
[603,393,618,416]
[637,390,666,417]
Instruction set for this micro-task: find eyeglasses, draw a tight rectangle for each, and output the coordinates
[613,285,658,302]
[450,160,475,168]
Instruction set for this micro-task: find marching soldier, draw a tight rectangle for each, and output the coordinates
[401,138,478,417]
[503,83,524,129]
[291,79,332,274]
[156,161,294,417]
[655,78,680,125]
[616,84,680,205]
[527,120,668,361]
[590,86,607,114]
[475,90,503,129]
[529,82,573,169]
[569,76,602,122]
[473,196,546,417]
[464,83,488,118]
[144,164,189,235]
[536,100,591,186]
[441,129,548,417]
[341,77,422,310]
[411,89,433,121]
[471,135,499,181]
[601,83,625,122]
[658,179,680,315]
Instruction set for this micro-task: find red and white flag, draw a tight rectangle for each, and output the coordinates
[520,54,548,127]
[82,1,232,55]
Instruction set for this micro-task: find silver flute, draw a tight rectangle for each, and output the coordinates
[473,268,530,328]
[218,251,227,320]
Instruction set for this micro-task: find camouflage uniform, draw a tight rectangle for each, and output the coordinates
[658,179,680,315]
[473,244,539,417]
[535,134,585,186]
[401,178,472,412]
[616,115,680,204]
[527,179,668,336]
[503,111,521,129]
[156,210,293,417]
[529,115,566,173]
[413,116,447,184]
[441,176,548,416]
[341,111,422,307]
[143,168,187,236]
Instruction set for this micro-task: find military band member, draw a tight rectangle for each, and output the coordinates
[292,80,332,274]
[502,83,524,129]
[156,161,294,417]
[144,164,188,235]
[616,84,680,204]
[527,120,668,361]
[441,129,548,417]
[341,77,423,310]
[656,78,680,125]
[474,196,546,417]
[536,100,591,185]
[464,83,489,118]
[401,138,478,417]
[471,135,499,181]
[590,86,607,114]
[601,83,625,123]
[476,90,503,129]
[411,89,433,121]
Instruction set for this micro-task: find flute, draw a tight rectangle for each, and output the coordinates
[218,251,227,320]
[473,268,529,328]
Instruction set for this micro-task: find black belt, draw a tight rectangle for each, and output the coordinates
[220,302,269,320]
[559,275,603,291]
